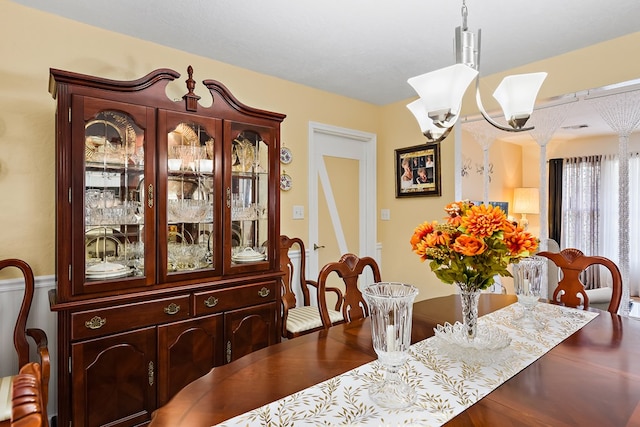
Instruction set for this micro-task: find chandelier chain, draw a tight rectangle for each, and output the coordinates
[461,0,468,30]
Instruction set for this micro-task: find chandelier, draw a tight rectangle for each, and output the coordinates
[407,0,547,142]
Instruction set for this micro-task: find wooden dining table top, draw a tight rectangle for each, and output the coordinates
[150,294,640,427]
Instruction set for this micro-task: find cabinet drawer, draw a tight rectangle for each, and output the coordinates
[194,282,276,315]
[71,294,191,340]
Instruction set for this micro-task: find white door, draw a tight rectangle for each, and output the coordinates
[307,122,377,282]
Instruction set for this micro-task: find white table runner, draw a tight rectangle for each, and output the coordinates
[216,303,598,427]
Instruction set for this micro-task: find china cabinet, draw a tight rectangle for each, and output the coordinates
[49,66,284,426]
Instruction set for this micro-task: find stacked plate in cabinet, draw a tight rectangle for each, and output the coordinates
[232,247,267,264]
[86,261,130,279]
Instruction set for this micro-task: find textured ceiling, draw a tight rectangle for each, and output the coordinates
[10,0,640,106]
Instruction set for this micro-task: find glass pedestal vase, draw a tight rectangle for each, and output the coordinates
[457,284,481,341]
[363,282,418,409]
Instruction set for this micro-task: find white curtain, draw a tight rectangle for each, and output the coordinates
[597,154,640,296]
[631,154,640,297]
[561,156,602,288]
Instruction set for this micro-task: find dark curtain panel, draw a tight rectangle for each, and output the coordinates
[548,158,563,243]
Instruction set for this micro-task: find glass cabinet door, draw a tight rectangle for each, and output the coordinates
[158,110,222,282]
[225,122,275,273]
[76,96,156,295]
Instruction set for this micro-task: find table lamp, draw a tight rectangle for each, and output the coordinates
[513,188,539,230]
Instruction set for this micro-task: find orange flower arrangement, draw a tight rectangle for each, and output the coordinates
[411,201,538,291]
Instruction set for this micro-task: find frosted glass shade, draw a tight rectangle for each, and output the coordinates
[493,72,547,122]
[406,99,449,140]
[407,64,478,126]
[513,187,540,214]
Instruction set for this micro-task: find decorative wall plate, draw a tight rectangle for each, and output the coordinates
[280,173,292,191]
[280,147,293,164]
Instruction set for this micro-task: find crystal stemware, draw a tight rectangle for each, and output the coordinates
[514,256,546,328]
[363,282,418,409]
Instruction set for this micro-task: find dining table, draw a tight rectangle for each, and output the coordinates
[149,294,640,426]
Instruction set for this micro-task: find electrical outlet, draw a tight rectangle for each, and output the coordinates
[381,209,390,220]
[293,205,305,220]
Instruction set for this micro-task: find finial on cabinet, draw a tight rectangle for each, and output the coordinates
[183,65,201,112]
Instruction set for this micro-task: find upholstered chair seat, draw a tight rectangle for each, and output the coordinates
[285,306,344,335]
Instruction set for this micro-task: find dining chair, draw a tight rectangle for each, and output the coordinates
[537,248,622,313]
[542,240,616,311]
[0,259,50,427]
[316,253,382,327]
[9,362,48,427]
[279,236,344,339]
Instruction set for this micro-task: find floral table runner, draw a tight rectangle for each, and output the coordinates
[216,303,598,427]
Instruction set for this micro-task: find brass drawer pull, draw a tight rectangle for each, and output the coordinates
[258,287,270,298]
[148,361,154,386]
[204,296,219,308]
[164,303,180,315]
[148,184,154,208]
[85,316,106,330]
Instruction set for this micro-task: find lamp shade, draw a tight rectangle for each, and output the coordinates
[493,72,547,121]
[406,99,449,140]
[513,187,540,214]
[407,64,478,126]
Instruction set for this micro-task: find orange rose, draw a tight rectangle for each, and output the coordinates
[452,235,487,256]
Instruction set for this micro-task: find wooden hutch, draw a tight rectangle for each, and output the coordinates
[49,66,285,426]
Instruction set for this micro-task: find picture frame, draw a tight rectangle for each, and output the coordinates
[395,143,441,198]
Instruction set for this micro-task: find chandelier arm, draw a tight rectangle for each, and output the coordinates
[423,126,453,144]
[474,79,534,132]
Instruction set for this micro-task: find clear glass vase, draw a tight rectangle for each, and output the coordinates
[514,256,546,328]
[457,283,481,341]
[363,282,418,409]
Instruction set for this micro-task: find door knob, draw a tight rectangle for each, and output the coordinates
[313,243,325,250]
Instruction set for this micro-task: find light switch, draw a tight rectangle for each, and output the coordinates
[293,205,305,220]
[381,209,390,220]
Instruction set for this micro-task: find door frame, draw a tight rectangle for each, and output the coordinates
[307,121,377,279]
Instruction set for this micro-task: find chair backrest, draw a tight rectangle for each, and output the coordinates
[317,253,381,326]
[1,259,35,369]
[537,248,622,313]
[11,362,48,427]
[280,235,312,314]
[280,235,329,338]
[0,259,50,410]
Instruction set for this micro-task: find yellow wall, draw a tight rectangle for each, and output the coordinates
[546,133,640,159]
[376,95,470,298]
[2,1,640,301]
[0,1,381,278]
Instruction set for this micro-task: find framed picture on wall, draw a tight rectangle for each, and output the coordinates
[395,143,441,198]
